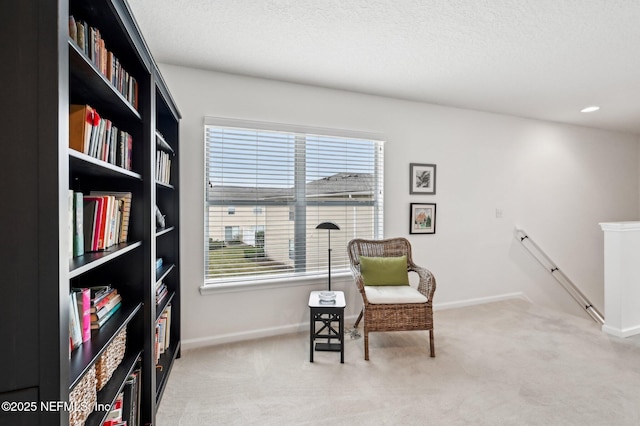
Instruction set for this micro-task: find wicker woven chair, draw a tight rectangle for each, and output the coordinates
[347,237,436,360]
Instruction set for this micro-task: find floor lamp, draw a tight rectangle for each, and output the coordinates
[316,221,340,291]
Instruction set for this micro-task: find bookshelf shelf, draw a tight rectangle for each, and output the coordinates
[156,226,175,237]
[69,241,143,278]
[157,181,175,190]
[0,1,181,424]
[156,263,175,283]
[69,149,143,180]
[155,131,175,154]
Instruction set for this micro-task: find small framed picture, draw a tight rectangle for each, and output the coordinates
[410,163,436,194]
[410,203,436,234]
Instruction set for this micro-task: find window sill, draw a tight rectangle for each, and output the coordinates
[199,271,352,295]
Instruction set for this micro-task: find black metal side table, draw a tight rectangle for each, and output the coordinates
[309,291,346,363]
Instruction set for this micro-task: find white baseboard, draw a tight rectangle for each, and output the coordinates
[602,324,640,338]
[433,292,530,311]
[181,292,528,351]
[182,314,361,351]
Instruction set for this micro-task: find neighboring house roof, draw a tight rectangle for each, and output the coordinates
[208,172,375,202]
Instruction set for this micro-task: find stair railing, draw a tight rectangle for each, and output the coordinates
[514,227,604,325]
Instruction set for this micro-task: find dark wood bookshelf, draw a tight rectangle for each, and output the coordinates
[0,0,181,424]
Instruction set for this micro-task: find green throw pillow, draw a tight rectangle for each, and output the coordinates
[359,255,409,286]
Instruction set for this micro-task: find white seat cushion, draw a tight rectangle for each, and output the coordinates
[364,285,428,304]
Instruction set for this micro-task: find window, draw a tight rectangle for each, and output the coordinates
[204,118,384,285]
[227,206,235,215]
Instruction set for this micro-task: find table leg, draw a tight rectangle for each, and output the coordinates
[340,309,344,363]
[310,309,314,362]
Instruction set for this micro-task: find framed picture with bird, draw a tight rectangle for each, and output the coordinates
[409,163,436,194]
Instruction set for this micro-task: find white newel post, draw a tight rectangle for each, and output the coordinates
[599,222,640,337]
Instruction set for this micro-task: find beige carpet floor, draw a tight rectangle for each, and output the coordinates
[157,299,640,425]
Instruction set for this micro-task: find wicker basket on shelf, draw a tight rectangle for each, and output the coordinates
[69,365,97,426]
[95,328,127,391]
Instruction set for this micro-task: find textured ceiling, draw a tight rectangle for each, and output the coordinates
[128,0,640,135]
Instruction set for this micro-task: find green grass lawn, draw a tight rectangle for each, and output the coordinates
[207,245,290,278]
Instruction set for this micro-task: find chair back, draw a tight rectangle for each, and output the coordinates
[347,237,414,269]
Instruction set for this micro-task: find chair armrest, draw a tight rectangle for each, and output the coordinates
[409,264,436,302]
[350,264,372,306]
[350,264,366,293]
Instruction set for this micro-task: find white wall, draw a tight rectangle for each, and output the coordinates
[159,63,640,349]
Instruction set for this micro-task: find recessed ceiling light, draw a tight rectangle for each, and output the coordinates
[581,106,600,113]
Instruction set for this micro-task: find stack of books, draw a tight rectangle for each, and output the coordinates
[89,286,122,330]
[155,280,168,306]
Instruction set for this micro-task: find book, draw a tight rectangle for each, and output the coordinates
[157,317,166,355]
[82,198,98,252]
[76,20,86,54]
[156,285,168,305]
[123,368,141,426]
[69,104,95,155]
[69,291,82,349]
[163,304,172,351]
[88,109,102,158]
[68,16,77,42]
[83,196,105,250]
[91,288,119,312]
[88,285,112,304]
[73,192,84,257]
[103,392,124,425]
[74,288,91,342]
[69,297,77,352]
[91,195,108,249]
[90,191,132,243]
[91,301,121,322]
[68,190,74,258]
[90,301,121,329]
[91,295,122,320]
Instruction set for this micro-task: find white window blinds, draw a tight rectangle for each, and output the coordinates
[204,119,384,285]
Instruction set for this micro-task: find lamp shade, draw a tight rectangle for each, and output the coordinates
[316,221,340,230]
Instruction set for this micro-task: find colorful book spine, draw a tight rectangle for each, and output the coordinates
[73,192,84,257]
[78,288,91,342]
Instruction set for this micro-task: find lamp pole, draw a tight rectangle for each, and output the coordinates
[327,229,332,291]
[315,221,340,292]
